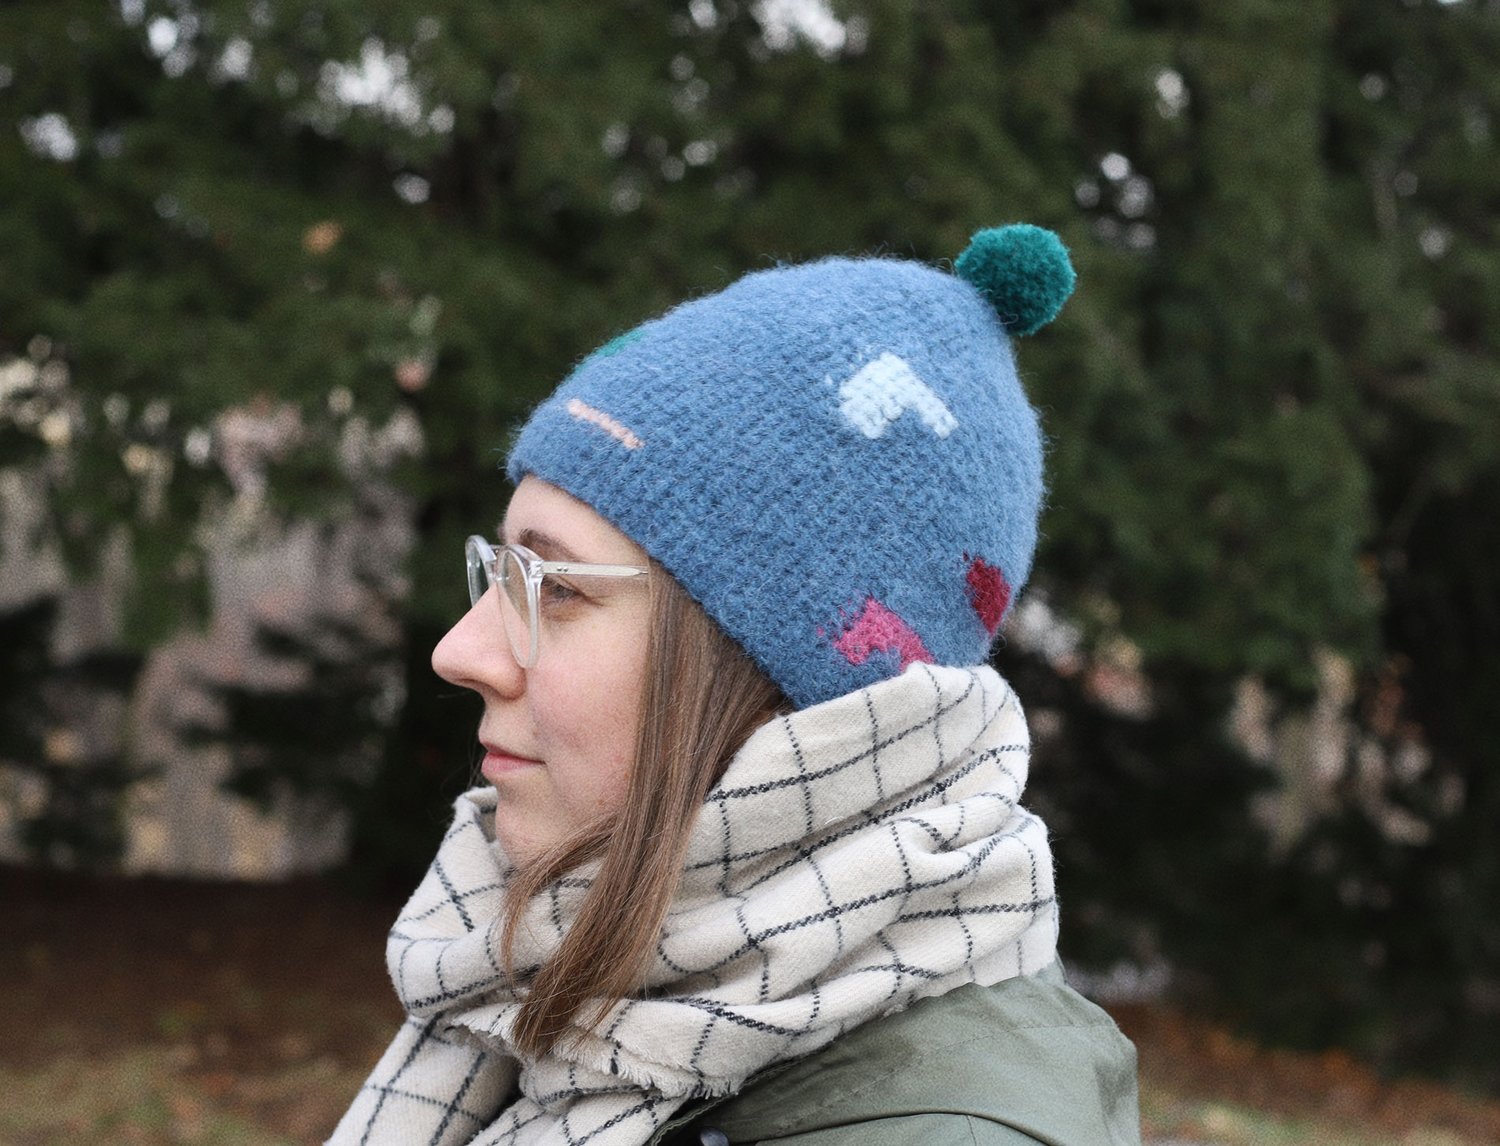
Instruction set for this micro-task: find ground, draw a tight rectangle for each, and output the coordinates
[3,865,1498,1146]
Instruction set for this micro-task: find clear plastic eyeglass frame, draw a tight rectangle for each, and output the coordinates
[465,536,649,668]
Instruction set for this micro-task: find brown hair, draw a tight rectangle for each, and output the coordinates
[499,562,786,1057]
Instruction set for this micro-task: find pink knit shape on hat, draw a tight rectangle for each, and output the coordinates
[831,598,934,670]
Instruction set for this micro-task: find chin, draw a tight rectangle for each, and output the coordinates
[493,814,545,868]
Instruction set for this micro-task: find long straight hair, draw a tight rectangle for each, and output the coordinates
[500,563,786,1058]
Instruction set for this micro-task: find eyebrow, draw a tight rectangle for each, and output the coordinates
[506,525,583,562]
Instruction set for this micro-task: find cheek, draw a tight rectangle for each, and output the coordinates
[531,626,648,809]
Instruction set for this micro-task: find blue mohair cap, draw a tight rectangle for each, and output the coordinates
[507,224,1075,709]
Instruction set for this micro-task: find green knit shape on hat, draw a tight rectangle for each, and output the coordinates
[954,224,1076,337]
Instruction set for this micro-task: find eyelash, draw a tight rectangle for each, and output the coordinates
[538,576,583,609]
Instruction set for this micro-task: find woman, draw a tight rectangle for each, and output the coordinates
[331,225,1140,1145]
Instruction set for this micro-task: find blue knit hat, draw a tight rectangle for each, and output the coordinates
[507,225,1075,709]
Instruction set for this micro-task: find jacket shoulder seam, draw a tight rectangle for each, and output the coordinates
[748,1028,1021,1133]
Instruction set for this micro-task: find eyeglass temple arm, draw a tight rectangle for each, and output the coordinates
[539,561,648,578]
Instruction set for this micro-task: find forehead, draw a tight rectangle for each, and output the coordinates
[501,476,646,564]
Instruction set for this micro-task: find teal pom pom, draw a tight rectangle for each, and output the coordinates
[954,224,1076,337]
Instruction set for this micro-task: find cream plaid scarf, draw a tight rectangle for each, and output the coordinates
[330,663,1058,1146]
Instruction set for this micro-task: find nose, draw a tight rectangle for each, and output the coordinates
[431,589,526,699]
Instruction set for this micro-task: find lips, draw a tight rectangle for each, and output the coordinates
[480,742,543,784]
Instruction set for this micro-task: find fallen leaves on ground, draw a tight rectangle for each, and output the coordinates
[4,865,1497,1146]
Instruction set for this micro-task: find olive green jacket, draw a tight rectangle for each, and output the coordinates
[648,963,1140,1146]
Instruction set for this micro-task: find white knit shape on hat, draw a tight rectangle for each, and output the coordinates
[837,352,959,440]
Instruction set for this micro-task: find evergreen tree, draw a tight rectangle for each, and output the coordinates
[1,0,1496,1082]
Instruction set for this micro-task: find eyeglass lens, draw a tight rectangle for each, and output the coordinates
[496,547,536,666]
[465,539,491,608]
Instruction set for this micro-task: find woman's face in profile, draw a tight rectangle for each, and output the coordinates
[431,476,652,865]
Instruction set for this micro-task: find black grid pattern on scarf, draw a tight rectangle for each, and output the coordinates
[334,665,1056,1146]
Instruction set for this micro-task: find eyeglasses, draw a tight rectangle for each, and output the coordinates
[465,536,649,668]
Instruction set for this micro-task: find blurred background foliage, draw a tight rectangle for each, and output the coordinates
[1,0,1497,1091]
